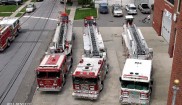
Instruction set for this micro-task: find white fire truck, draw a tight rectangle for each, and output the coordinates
[83,16,107,59]
[119,15,153,104]
[49,12,74,56]
[0,17,21,51]
[36,53,73,91]
[72,16,108,100]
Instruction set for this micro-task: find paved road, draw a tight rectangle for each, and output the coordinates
[73,7,153,27]
[0,0,64,104]
[32,27,172,105]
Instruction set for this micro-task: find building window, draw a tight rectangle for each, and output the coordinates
[167,0,175,5]
[177,0,181,13]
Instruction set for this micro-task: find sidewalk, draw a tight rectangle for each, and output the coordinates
[10,0,32,17]
[68,1,77,22]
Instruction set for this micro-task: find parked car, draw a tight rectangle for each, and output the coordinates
[26,3,36,13]
[125,4,137,15]
[99,3,109,14]
[138,3,151,14]
[0,0,22,5]
[60,0,64,4]
[36,0,43,2]
[112,4,123,17]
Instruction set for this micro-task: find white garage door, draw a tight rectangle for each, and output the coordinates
[161,9,172,43]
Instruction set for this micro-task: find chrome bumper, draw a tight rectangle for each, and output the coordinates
[72,92,99,100]
[37,86,62,91]
[119,95,149,104]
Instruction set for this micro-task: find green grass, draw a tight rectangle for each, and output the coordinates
[66,9,70,15]
[21,7,26,12]
[74,8,97,20]
[0,13,12,16]
[15,12,24,17]
[0,5,20,12]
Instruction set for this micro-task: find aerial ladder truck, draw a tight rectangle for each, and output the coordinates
[119,15,153,104]
[35,13,73,91]
[72,16,108,100]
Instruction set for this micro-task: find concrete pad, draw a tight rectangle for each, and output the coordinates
[31,27,172,105]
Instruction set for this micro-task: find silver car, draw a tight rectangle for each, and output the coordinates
[112,4,123,17]
[26,3,36,13]
[125,4,137,15]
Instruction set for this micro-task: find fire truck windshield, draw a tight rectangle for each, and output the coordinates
[121,80,149,90]
[37,72,60,78]
[72,77,97,84]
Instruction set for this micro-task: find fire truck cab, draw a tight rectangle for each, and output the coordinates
[0,17,20,51]
[72,57,108,100]
[119,59,153,104]
[36,53,72,91]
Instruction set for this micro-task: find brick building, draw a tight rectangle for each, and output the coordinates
[153,0,182,104]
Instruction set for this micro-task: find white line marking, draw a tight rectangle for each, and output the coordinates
[23,16,59,21]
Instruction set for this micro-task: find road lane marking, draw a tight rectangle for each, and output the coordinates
[23,16,59,21]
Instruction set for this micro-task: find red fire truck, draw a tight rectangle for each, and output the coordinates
[72,57,108,100]
[36,53,73,91]
[0,17,21,51]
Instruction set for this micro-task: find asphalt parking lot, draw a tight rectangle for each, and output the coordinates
[73,6,153,27]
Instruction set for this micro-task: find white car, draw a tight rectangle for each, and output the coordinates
[112,4,123,17]
[26,3,36,13]
[125,4,137,15]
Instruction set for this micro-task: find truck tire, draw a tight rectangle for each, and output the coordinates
[100,81,104,92]
[7,40,11,47]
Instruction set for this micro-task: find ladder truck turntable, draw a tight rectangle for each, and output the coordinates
[72,16,109,100]
[119,15,153,105]
[0,17,21,51]
[36,12,73,91]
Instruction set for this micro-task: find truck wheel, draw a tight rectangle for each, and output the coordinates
[100,82,104,92]
[7,40,11,47]
[63,75,66,86]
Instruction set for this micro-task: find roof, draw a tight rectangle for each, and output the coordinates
[125,15,134,19]
[0,17,19,25]
[100,3,108,6]
[73,57,104,78]
[128,4,136,7]
[121,59,152,82]
[37,54,66,72]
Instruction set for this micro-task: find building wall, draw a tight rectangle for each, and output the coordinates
[153,0,182,105]
[167,1,182,104]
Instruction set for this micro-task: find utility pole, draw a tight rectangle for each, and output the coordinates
[172,79,180,105]
[64,0,67,12]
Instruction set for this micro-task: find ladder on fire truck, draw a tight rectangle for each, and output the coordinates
[122,15,153,59]
[59,22,67,50]
[129,25,146,55]
[88,22,99,56]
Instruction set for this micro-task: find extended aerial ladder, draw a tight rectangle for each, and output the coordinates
[122,15,153,60]
[50,12,73,55]
[83,16,106,59]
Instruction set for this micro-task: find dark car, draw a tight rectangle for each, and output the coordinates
[99,3,109,14]
[138,3,151,14]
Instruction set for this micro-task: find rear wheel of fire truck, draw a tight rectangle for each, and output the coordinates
[63,74,66,86]
[100,81,104,92]
[7,40,11,47]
